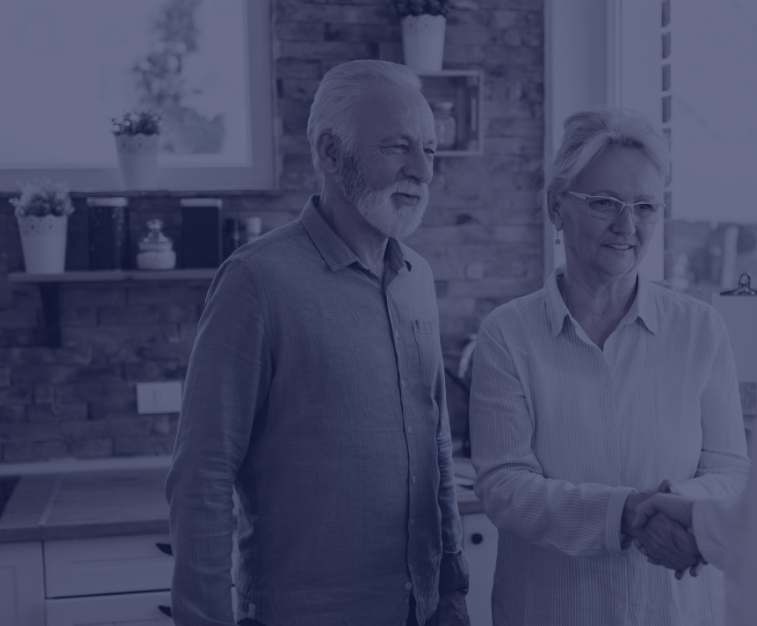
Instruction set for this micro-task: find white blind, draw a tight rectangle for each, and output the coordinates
[670,0,757,222]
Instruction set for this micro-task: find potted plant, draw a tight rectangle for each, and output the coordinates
[394,0,451,73]
[111,110,161,190]
[10,179,74,274]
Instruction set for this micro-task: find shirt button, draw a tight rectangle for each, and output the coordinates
[409,564,414,571]
[411,476,417,484]
[400,379,407,388]
[394,330,399,339]
[410,518,415,526]
[405,582,412,590]
[407,426,413,434]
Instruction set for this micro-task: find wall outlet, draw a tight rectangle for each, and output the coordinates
[136,381,183,415]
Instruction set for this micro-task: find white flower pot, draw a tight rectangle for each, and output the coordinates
[115,133,159,190]
[16,215,68,274]
[401,14,446,73]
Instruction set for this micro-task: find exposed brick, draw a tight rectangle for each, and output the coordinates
[27,403,88,422]
[34,382,133,406]
[124,360,183,382]
[7,346,92,366]
[126,285,208,307]
[114,435,176,456]
[275,21,325,42]
[489,9,519,29]
[66,438,113,459]
[59,286,126,308]
[278,3,391,24]
[276,58,322,79]
[0,385,33,406]
[12,364,122,385]
[0,406,25,423]
[3,441,68,463]
[59,307,98,328]
[0,310,36,329]
[0,421,61,443]
[279,41,377,60]
[278,79,321,101]
[61,417,153,440]
[324,22,400,43]
[89,396,138,421]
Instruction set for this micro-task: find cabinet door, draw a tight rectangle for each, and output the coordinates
[46,590,174,626]
[462,513,498,626]
[44,534,174,598]
[0,541,45,626]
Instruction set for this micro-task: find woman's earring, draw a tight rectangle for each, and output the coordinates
[555,228,561,245]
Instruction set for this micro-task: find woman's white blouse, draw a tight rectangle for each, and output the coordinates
[470,268,749,626]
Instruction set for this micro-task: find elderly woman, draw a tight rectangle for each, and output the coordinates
[469,108,750,626]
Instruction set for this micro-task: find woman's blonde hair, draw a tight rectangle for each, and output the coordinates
[543,108,670,208]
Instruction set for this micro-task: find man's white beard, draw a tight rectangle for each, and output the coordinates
[338,152,429,239]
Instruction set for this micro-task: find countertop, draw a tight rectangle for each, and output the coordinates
[0,461,484,544]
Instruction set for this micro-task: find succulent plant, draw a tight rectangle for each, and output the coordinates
[111,110,162,136]
[10,179,74,218]
[393,0,451,18]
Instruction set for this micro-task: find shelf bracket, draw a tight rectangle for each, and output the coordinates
[38,283,61,349]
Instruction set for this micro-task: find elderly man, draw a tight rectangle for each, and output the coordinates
[166,59,470,626]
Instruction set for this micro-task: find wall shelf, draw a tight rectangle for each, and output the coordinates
[8,269,217,348]
[417,70,484,157]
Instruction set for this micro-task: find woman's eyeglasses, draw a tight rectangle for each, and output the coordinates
[564,191,664,224]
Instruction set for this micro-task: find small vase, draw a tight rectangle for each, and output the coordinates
[16,215,68,274]
[401,14,446,73]
[115,133,159,190]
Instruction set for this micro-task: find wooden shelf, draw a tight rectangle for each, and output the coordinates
[417,70,484,157]
[8,269,217,283]
[7,269,217,348]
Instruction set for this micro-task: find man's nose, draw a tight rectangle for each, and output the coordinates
[402,145,433,185]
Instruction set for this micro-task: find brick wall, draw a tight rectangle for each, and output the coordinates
[0,0,545,463]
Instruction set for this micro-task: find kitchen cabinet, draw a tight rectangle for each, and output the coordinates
[462,513,498,626]
[0,541,46,626]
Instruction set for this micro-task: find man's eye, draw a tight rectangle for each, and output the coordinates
[424,148,435,157]
[635,203,655,212]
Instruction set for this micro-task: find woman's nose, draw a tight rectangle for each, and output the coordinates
[611,205,637,234]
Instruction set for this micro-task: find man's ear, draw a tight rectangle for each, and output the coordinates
[547,190,563,231]
[315,131,341,175]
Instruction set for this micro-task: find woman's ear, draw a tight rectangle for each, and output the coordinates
[315,131,341,175]
[547,190,564,231]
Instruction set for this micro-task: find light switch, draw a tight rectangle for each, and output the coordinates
[136,381,183,415]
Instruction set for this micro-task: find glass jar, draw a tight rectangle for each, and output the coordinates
[431,102,457,150]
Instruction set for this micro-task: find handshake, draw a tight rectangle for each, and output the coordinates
[622,480,703,580]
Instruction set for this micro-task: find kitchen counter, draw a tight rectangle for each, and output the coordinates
[0,461,484,543]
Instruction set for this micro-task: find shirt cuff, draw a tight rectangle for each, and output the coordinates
[606,486,636,558]
[438,549,470,595]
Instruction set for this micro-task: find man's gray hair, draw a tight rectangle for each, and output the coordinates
[307,60,423,176]
[544,108,670,206]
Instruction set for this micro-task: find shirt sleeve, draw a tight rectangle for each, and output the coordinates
[672,314,749,499]
[165,259,272,626]
[470,321,634,559]
[692,494,741,569]
[434,331,470,594]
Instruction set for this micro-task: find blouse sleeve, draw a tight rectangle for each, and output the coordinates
[470,321,634,559]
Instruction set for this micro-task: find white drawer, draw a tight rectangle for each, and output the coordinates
[46,590,174,626]
[44,534,174,598]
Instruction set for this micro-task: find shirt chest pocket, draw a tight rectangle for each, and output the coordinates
[412,319,441,392]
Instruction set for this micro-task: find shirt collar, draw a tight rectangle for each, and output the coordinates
[545,266,658,337]
[300,195,411,274]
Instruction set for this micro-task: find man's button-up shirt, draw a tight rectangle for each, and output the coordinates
[166,196,468,625]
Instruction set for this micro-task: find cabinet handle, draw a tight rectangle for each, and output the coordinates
[158,605,173,617]
[156,542,173,556]
[471,532,483,545]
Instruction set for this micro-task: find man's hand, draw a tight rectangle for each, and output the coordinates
[631,492,703,579]
[434,589,470,626]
